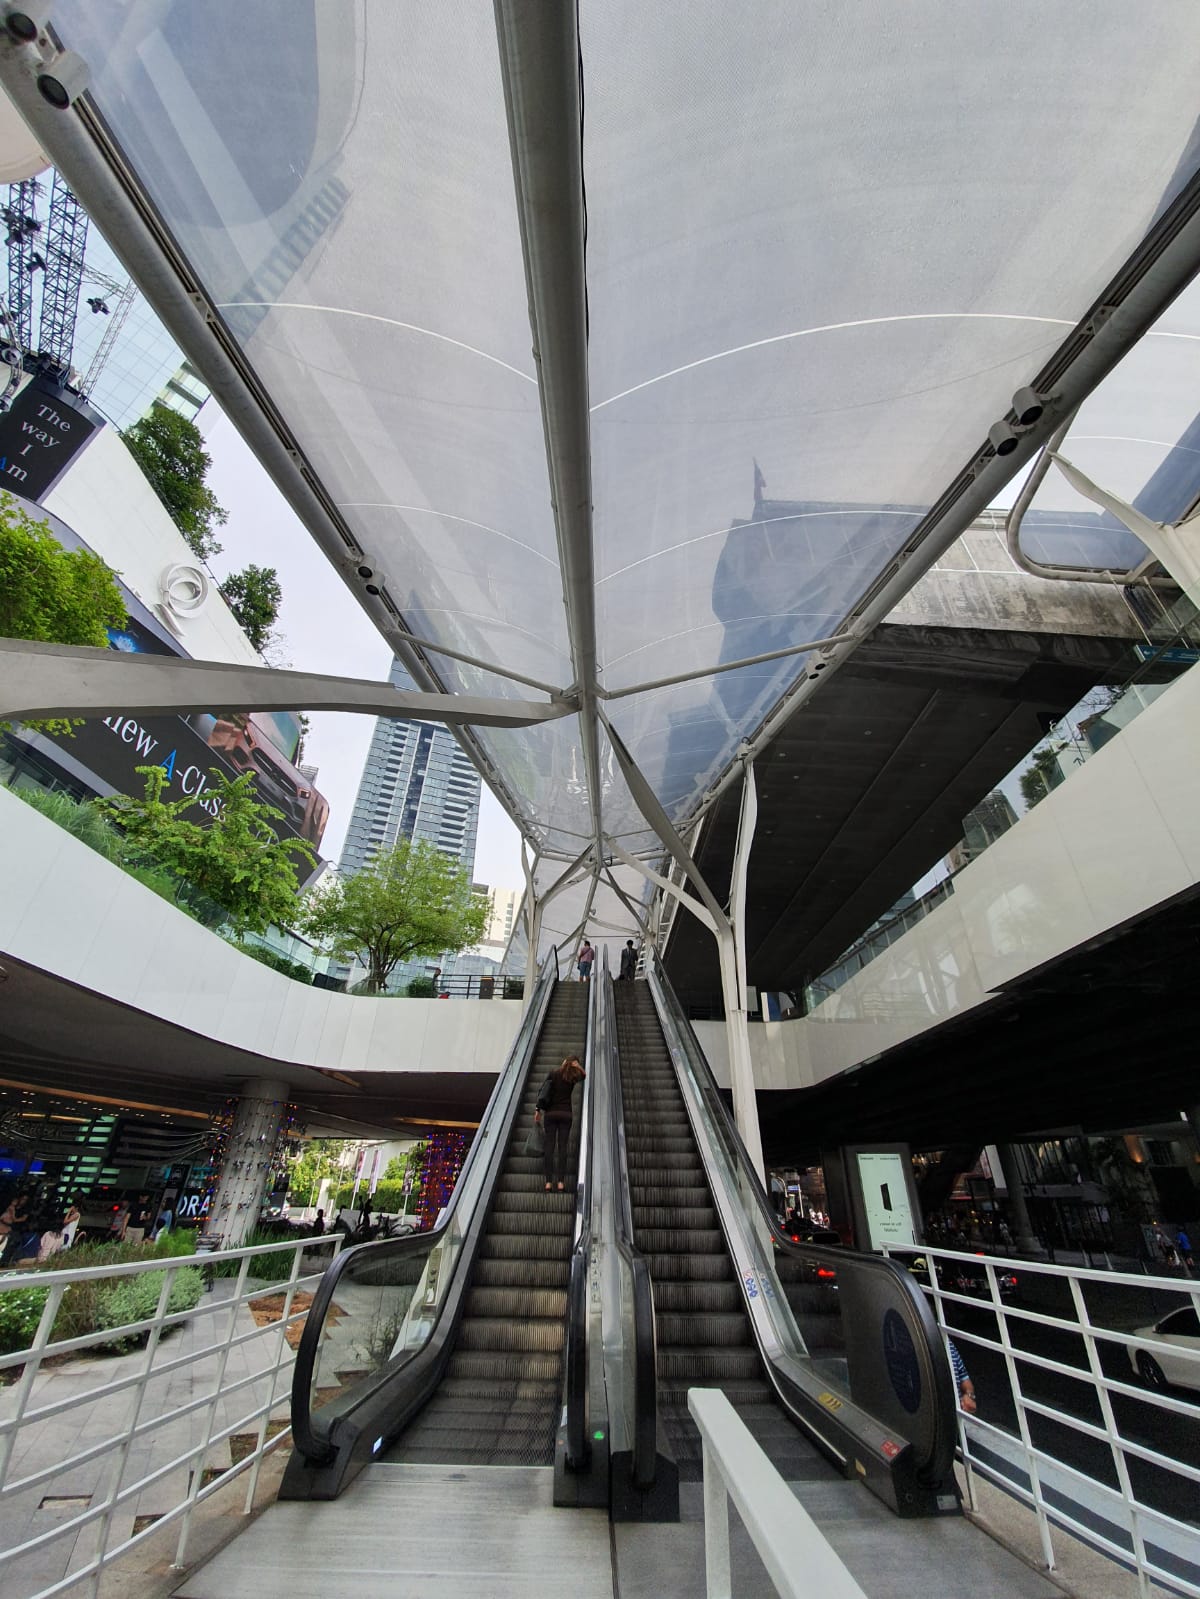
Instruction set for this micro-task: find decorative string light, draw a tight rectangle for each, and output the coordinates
[417,1130,473,1231]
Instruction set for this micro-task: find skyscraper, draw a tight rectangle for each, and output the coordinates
[339,659,481,880]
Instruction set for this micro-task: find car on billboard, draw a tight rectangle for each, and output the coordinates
[190,712,329,848]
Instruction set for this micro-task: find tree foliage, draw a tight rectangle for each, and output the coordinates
[96,764,316,936]
[0,491,127,646]
[1019,744,1066,812]
[219,563,282,654]
[122,407,227,562]
[0,491,128,735]
[301,837,490,993]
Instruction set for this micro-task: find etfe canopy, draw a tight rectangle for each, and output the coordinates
[30,3,1200,867]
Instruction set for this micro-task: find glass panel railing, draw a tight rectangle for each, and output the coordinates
[291,952,559,1461]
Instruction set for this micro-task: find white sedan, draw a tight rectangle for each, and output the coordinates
[1128,1304,1200,1391]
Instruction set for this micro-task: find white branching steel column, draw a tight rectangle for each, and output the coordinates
[0,640,575,728]
[721,760,763,1178]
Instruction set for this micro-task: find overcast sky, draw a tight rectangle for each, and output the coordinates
[198,407,523,891]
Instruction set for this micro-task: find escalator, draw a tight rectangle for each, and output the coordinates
[384,981,586,1465]
[283,966,591,1498]
[616,982,817,1480]
[615,958,961,1517]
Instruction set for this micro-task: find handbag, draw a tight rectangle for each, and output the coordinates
[524,1120,545,1157]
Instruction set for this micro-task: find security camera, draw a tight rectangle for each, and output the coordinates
[1011,385,1046,428]
[36,47,89,109]
[988,420,1020,457]
[3,1,52,44]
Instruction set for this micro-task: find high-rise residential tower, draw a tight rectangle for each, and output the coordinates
[338,659,482,880]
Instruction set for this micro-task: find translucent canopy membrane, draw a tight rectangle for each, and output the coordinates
[583,2,1200,824]
[1012,275,1200,560]
[55,2,1200,853]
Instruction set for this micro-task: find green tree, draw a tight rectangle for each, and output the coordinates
[383,1142,426,1186]
[1019,744,1066,812]
[219,564,282,654]
[122,407,227,562]
[301,838,490,994]
[96,764,315,935]
[0,490,127,735]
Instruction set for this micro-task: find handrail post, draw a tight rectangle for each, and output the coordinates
[701,1437,732,1599]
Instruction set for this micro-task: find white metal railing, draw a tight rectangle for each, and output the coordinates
[0,1232,338,1599]
[687,1387,866,1599]
[884,1243,1200,1598]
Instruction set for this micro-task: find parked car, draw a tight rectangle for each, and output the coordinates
[1128,1304,1200,1391]
[908,1254,1019,1300]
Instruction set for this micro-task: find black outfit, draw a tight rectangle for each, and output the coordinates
[539,1073,578,1184]
[619,945,637,980]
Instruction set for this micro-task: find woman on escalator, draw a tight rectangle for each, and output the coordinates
[534,1055,586,1192]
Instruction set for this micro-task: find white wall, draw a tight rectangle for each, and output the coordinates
[694,663,1200,1094]
[43,425,261,668]
[0,785,523,1078]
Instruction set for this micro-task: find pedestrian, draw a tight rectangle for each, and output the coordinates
[37,1214,66,1263]
[312,1208,325,1236]
[108,1201,131,1243]
[61,1199,82,1248]
[1177,1228,1194,1270]
[534,1055,586,1192]
[577,939,595,983]
[151,1206,173,1242]
[1,1192,31,1267]
[619,939,638,981]
[947,1337,977,1414]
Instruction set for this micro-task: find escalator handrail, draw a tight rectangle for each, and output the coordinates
[563,951,600,1466]
[290,952,559,1463]
[645,948,958,1484]
[605,964,659,1486]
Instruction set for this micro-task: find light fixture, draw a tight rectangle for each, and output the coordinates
[2,0,51,43]
[988,420,1020,457]
[36,47,89,109]
[1011,385,1046,428]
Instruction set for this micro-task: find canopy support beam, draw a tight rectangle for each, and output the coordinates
[494,0,603,860]
[0,641,574,728]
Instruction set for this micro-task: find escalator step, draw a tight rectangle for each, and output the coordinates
[657,1311,752,1347]
[476,1233,571,1259]
[632,1206,719,1230]
[491,1189,575,1213]
[466,1286,568,1319]
[471,1258,569,1288]
[455,1316,565,1354]
[644,1252,736,1281]
[484,1210,575,1237]
[636,1227,726,1253]
[657,1347,762,1380]
[446,1350,562,1383]
[630,1185,711,1207]
[653,1280,742,1313]
[437,1376,560,1402]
